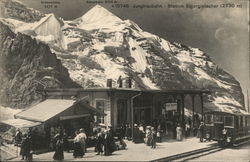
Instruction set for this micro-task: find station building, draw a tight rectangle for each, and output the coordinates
[40,85,210,131]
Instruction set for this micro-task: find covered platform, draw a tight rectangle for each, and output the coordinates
[0,98,106,150]
[14,99,105,123]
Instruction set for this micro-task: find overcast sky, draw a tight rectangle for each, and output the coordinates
[21,0,249,105]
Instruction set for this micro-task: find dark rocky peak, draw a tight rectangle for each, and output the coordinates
[0,0,44,22]
[0,22,81,108]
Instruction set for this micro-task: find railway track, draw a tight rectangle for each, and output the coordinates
[172,147,224,162]
[151,140,250,162]
[151,145,220,162]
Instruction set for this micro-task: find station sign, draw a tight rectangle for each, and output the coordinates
[165,103,177,111]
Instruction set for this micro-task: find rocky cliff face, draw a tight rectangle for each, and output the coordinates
[0,22,80,108]
[0,0,44,22]
[0,2,246,114]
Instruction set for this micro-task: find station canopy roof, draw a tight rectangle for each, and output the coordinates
[1,118,41,128]
[41,87,210,94]
[15,99,76,122]
[15,99,105,122]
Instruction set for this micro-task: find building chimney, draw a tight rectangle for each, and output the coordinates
[247,90,250,112]
[107,79,112,88]
[126,77,132,88]
[118,76,123,88]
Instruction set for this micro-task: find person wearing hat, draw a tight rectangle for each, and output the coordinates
[14,128,22,146]
[95,128,104,155]
[150,127,157,149]
[198,122,205,142]
[133,124,144,143]
[103,129,114,156]
[139,124,145,142]
[73,131,83,158]
[53,134,64,160]
[133,124,138,143]
[120,122,126,139]
[176,123,183,141]
[145,126,151,146]
[62,129,69,152]
[139,124,144,133]
[20,133,31,160]
[125,123,132,140]
[78,128,87,156]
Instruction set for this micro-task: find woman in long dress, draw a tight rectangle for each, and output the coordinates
[145,126,151,146]
[73,131,84,158]
[103,130,114,156]
[176,124,182,141]
[150,127,156,149]
[95,129,104,155]
[78,128,87,156]
[20,134,31,160]
[53,134,64,160]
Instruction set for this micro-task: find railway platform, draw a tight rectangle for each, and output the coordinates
[7,137,217,161]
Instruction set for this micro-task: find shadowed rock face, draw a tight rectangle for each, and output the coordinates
[0,0,44,22]
[0,22,81,108]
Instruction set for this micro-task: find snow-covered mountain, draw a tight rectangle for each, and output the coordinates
[0,1,246,114]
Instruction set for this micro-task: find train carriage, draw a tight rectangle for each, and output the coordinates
[204,111,250,146]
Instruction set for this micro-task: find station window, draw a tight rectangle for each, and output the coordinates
[224,116,234,127]
[247,117,250,126]
[214,115,223,122]
[96,100,105,124]
[205,114,213,124]
[242,116,245,127]
[239,116,244,127]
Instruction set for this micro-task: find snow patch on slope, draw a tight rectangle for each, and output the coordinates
[0,18,25,29]
[141,77,159,89]
[175,48,231,89]
[128,38,148,73]
[0,106,21,121]
[176,51,193,63]
[213,96,242,107]
[128,37,158,89]
[92,53,127,79]
[195,68,231,89]
[13,13,64,46]
[160,38,171,52]
[205,96,245,114]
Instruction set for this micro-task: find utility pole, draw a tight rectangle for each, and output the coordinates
[247,90,249,112]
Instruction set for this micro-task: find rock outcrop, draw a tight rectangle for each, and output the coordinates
[0,22,81,108]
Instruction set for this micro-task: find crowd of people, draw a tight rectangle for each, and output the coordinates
[16,126,129,161]
[51,126,128,160]
[13,114,206,161]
